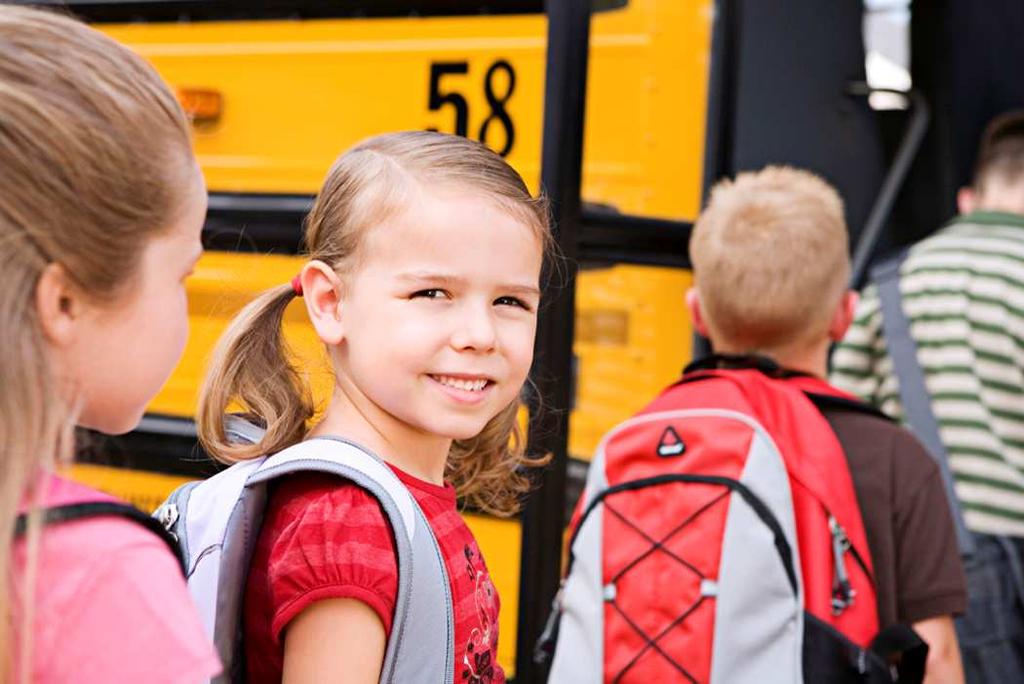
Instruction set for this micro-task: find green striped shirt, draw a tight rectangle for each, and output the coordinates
[831,211,1024,536]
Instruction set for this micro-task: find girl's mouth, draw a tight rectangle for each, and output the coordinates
[428,374,495,402]
[430,374,492,391]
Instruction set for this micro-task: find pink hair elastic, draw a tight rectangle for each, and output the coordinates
[290,275,303,297]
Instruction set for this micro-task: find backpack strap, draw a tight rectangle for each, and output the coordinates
[868,623,928,684]
[872,251,975,557]
[683,355,894,421]
[244,437,455,684]
[802,391,892,422]
[15,501,186,575]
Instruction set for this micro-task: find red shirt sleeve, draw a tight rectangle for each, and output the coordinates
[248,473,400,645]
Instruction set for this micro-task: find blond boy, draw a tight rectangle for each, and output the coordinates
[689,167,966,683]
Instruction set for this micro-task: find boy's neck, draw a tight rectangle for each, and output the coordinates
[710,339,831,380]
[307,386,451,485]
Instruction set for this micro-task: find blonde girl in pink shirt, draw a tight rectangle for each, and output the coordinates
[0,7,218,683]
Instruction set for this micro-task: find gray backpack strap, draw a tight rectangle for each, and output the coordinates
[872,252,976,556]
[223,414,268,445]
[246,437,455,684]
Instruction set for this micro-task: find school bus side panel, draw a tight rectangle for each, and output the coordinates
[77,2,714,675]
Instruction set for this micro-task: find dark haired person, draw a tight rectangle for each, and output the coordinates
[833,110,1024,682]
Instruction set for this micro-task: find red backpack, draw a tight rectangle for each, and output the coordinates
[537,357,926,683]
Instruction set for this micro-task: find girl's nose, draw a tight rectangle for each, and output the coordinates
[450,305,497,352]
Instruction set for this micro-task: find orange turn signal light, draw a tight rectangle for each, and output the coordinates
[176,87,222,125]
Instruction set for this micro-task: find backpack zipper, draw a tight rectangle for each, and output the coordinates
[533,581,564,665]
[155,502,179,541]
[829,514,856,615]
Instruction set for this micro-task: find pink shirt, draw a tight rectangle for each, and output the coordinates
[13,475,220,683]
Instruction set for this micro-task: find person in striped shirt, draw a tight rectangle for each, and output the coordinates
[832,110,1024,683]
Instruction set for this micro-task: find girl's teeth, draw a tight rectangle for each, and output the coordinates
[436,375,487,391]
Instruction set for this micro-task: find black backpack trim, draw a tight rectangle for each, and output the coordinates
[684,353,799,378]
[683,354,894,423]
[803,392,893,423]
[14,502,186,575]
[804,611,928,683]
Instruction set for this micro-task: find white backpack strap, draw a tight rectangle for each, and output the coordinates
[246,437,455,684]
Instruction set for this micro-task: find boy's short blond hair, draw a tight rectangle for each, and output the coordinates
[690,166,849,351]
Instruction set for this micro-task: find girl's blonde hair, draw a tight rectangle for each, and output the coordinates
[199,131,551,516]
[0,6,193,679]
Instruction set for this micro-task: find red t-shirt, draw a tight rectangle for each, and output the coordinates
[245,467,504,683]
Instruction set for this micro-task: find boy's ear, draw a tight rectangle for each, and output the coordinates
[828,290,859,342]
[302,260,345,345]
[957,186,977,215]
[35,262,79,348]
[686,287,711,338]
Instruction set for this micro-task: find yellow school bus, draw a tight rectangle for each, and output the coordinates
[59,0,713,674]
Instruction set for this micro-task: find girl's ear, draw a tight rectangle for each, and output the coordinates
[302,260,346,345]
[35,262,80,347]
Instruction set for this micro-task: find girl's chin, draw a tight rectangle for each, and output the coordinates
[443,426,491,442]
[430,416,498,443]
[77,408,145,436]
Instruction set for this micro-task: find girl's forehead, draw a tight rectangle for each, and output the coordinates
[361,191,542,262]
[349,201,542,292]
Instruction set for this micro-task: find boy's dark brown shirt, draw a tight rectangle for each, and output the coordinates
[821,404,968,627]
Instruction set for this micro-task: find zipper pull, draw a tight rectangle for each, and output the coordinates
[534,581,565,665]
[155,502,179,540]
[829,514,856,615]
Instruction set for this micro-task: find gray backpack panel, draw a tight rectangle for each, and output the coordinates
[156,426,454,684]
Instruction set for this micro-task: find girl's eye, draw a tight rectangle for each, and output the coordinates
[495,296,531,311]
[412,288,448,300]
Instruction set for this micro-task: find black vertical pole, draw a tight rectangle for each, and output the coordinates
[701,0,739,201]
[515,1,591,682]
[909,0,957,236]
[693,0,739,360]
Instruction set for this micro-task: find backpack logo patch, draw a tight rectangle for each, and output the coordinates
[657,426,686,458]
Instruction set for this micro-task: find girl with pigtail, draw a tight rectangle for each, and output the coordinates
[197,131,551,683]
[0,6,218,683]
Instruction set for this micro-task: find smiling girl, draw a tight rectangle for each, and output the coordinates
[197,131,551,683]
